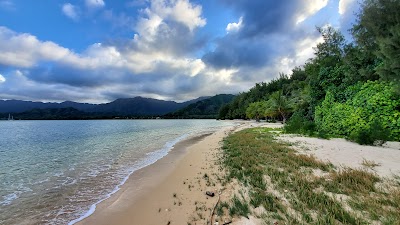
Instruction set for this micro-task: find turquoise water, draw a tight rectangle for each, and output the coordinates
[0,120,234,225]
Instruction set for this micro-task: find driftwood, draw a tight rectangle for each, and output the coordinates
[209,190,221,225]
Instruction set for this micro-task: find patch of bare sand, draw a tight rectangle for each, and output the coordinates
[277,135,400,178]
[78,122,272,225]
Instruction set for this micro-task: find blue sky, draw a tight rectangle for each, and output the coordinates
[0,0,360,103]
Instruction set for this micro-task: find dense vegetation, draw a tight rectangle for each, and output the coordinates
[219,0,400,144]
[164,94,235,119]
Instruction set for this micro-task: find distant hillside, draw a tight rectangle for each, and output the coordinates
[0,96,210,117]
[0,100,96,113]
[164,94,235,119]
[0,107,96,120]
[89,97,183,116]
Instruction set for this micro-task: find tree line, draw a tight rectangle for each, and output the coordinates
[218,0,400,145]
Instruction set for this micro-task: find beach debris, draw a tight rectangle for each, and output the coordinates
[210,190,222,225]
[206,191,215,197]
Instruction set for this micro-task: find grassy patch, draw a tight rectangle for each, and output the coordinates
[229,195,250,218]
[220,128,400,224]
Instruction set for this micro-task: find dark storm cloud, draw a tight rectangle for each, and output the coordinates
[26,65,122,88]
[202,34,274,69]
[219,0,302,37]
[202,0,318,72]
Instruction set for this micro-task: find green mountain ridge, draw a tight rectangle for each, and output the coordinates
[164,94,236,119]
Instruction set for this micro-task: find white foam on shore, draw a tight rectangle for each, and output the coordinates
[68,133,190,225]
[0,193,18,206]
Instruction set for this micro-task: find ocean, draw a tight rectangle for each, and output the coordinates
[0,119,234,225]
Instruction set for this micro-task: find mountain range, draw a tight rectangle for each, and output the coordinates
[0,96,209,115]
[0,95,236,119]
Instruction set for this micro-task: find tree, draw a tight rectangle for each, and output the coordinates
[246,101,266,121]
[306,26,347,116]
[352,0,400,82]
[265,91,293,123]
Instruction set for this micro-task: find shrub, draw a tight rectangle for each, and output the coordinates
[315,81,400,142]
[348,119,390,145]
[284,111,316,135]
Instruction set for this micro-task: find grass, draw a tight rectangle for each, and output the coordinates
[219,128,400,224]
[361,158,381,168]
[229,195,250,218]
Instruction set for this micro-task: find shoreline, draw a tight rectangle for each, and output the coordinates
[75,122,249,225]
[68,133,193,225]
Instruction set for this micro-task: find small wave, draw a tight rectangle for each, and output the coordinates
[0,193,18,206]
[61,177,77,186]
[67,134,188,225]
[53,172,64,177]
[0,183,34,206]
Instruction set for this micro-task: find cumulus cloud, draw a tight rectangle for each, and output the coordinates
[85,0,105,9]
[226,17,243,33]
[202,0,327,85]
[0,74,5,83]
[131,0,207,57]
[62,3,79,21]
[0,26,74,67]
[296,0,329,24]
[339,0,356,15]
[137,0,206,35]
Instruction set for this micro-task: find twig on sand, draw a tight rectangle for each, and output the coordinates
[210,190,221,225]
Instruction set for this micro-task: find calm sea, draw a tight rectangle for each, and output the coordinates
[0,120,234,225]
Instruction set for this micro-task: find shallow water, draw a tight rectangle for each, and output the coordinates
[0,120,234,225]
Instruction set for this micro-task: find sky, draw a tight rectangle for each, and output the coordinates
[0,0,360,103]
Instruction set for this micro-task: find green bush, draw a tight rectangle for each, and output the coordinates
[349,119,390,145]
[284,111,316,135]
[315,81,400,143]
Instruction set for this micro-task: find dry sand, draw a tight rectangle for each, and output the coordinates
[78,121,268,225]
[277,135,400,178]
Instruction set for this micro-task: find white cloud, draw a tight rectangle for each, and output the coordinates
[143,0,206,32]
[0,74,5,83]
[85,0,105,9]
[296,0,329,24]
[0,26,74,67]
[62,3,79,21]
[339,0,356,15]
[226,17,243,33]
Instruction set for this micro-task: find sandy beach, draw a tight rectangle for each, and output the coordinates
[277,135,400,178]
[77,121,260,225]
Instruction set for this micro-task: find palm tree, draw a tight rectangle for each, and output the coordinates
[265,91,293,123]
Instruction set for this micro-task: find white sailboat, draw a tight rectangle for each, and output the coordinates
[8,114,14,121]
